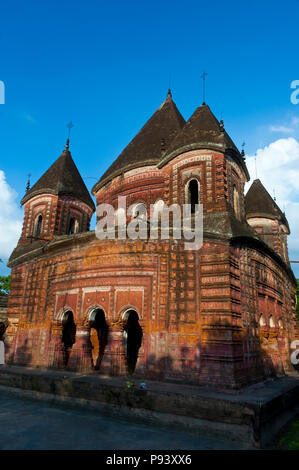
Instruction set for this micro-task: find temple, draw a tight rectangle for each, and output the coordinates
[1,91,297,389]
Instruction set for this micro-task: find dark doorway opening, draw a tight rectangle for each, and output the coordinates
[62,311,76,366]
[89,308,108,370]
[123,310,143,375]
[188,179,199,214]
[0,322,5,341]
[68,218,75,235]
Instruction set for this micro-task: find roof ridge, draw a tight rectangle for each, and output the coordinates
[92,94,185,192]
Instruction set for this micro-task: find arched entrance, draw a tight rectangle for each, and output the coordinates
[89,308,108,370]
[0,322,6,341]
[123,310,143,375]
[61,311,76,366]
[185,179,199,214]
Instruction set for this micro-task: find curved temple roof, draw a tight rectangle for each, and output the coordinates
[21,142,95,210]
[245,179,289,232]
[92,90,185,193]
[93,98,249,194]
[159,104,249,179]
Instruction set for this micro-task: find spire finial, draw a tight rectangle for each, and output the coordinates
[26,173,31,192]
[220,119,224,131]
[66,121,74,149]
[241,142,246,158]
[167,88,172,99]
[200,71,208,105]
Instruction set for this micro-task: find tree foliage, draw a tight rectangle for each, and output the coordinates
[0,259,11,295]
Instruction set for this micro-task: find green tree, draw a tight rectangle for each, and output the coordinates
[0,259,11,295]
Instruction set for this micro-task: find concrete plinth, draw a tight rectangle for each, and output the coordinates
[0,365,298,448]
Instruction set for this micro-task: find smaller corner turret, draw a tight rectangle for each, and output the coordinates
[245,179,290,263]
[17,140,95,248]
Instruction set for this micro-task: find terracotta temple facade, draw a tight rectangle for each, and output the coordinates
[3,91,298,389]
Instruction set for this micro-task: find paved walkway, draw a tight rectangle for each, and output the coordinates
[0,387,251,450]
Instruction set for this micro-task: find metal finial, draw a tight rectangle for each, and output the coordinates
[65,121,74,150]
[66,120,74,138]
[200,71,208,104]
[67,121,74,134]
[167,88,172,99]
[26,173,31,192]
[219,119,224,131]
[241,142,246,158]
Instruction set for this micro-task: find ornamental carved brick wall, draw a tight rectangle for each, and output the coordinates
[5,94,298,389]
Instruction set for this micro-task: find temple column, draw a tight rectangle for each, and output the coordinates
[67,326,93,372]
[48,321,65,369]
[100,323,127,376]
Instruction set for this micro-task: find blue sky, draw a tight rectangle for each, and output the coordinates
[0,0,299,276]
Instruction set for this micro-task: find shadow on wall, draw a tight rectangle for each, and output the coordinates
[7,338,33,366]
[143,344,201,382]
[141,323,294,386]
[6,317,296,387]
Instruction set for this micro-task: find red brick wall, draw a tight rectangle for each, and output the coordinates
[6,149,297,389]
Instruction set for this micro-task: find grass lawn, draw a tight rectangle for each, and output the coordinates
[275,418,299,450]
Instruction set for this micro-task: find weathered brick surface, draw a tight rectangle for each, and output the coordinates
[4,147,298,390]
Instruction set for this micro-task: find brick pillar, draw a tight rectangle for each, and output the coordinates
[100,325,127,376]
[277,332,292,373]
[269,328,285,375]
[67,326,93,372]
[48,321,65,369]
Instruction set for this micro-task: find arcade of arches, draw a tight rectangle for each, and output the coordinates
[57,308,142,375]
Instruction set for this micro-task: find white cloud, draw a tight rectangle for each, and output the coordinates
[0,170,23,262]
[245,137,299,267]
[269,125,294,133]
[268,115,299,136]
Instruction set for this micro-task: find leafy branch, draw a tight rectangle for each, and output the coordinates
[0,258,11,295]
